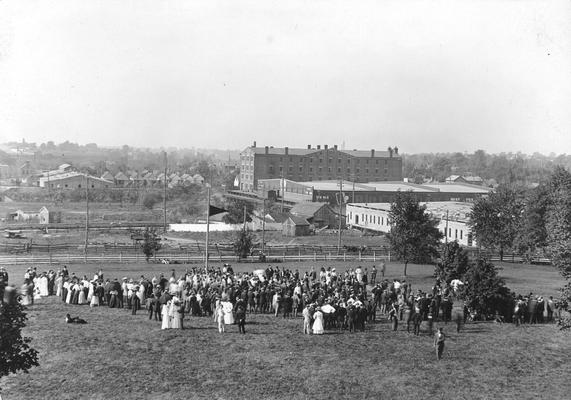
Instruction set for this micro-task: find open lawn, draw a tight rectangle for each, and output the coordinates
[1,261,569,400]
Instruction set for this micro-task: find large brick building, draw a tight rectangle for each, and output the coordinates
[239,142,402,191]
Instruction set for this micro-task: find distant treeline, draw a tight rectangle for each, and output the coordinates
[403,151,571,185]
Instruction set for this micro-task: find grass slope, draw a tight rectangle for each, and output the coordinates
[1,261,568,400]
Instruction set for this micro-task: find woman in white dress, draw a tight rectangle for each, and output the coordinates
[39,274,49,297]
[78,282,86,305]
[222,300,234,325]
[89,282,99,307]
[161,301,171,330]
[65,281,73,304]
[87,281,95,303]
[55,274,63,297]
[312,307,325,335]
[170,300,182,329]
[216,300,225,333]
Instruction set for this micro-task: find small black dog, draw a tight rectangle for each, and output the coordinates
[65,313,87,324]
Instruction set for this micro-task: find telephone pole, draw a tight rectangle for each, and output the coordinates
[84,175,89,254]
[163,151,168,234]
[337,178,343,254]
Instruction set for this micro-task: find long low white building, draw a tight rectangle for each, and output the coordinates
[346,201,476,247]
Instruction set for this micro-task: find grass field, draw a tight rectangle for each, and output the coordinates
[1,261,569,400]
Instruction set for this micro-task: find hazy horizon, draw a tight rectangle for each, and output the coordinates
[1,1,570,155]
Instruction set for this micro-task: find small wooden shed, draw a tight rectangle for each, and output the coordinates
[282,215,310,237]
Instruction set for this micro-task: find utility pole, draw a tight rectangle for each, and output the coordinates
[84,175,89,254]
[445,210,449,245]
[163,151,168,234]
[280,174,285,213]
[337,177,343,254]
[262,199,266,256]
[205,184,211,269]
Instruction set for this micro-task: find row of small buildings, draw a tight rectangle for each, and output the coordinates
[32,164,205,190]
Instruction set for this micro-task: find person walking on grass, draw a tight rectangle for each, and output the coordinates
[434,327,446,360]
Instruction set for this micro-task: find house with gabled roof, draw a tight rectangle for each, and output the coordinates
[101,171,114,181]
[282,215,310,236]
[114,171,130,187]
[289,202,335,228]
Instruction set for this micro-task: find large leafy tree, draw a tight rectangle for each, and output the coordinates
[434,241,469,283]
[515,184,550,259]
[388,192,442,276]
[223,198,254,224]
[545,166,571,329]
[141,228,162,261]
[0,293,39,382]
[461,258,513,320]
[468,185,523,260]
[233,228,255,259]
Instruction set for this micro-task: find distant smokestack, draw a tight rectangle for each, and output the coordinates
[253,141,257,147]
[324,145,328,150]
[371,149,375,157]
[334,145,338,150]
[265,146,269,154]
[307,144,311,149]
[394,146,399,155]
[285,147,289,155]
[317,145,321,150]
[388,147,393,157]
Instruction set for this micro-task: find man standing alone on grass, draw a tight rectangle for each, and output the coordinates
[434,327,445,360]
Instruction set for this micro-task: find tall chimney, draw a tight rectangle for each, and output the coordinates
[307,144,311,149]
[324,144,328,150]
[317,145,321,149]
[265,146,269,154]
[253,141,257,147]
[371,149,375,157]
[285,147,289,155]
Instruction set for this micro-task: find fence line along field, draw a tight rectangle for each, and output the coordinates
[0,260,569,400]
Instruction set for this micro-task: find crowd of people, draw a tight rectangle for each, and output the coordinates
[0,262,561,361]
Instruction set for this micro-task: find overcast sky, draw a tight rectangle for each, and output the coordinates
[1,0,570,154]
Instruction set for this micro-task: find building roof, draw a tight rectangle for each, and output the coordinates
[39,171,113,186]
[285,215,310,226]
[101,171,114,181]
[347,201,474,223]
[289,202,329,218]
[423,183,492,194]
[115,172,129,181]
[464,176,483,183]
[246,146,399,158]
[299,180,375,192]
[365,181,439,193]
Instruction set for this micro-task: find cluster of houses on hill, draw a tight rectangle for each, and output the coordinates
[99,170,205,188]
[14,163,206,190]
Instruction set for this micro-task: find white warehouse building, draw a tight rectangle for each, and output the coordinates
[346,201,476,247]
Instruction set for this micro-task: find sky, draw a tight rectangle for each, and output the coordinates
[1,0,570,155]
